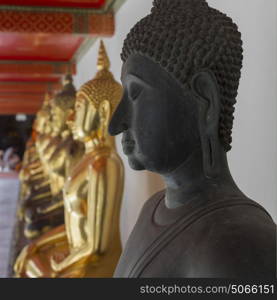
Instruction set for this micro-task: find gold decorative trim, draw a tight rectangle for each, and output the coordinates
[0,0,116,14]
[72,0,127,63]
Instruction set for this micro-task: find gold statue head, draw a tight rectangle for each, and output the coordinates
[52,75,76,136]
[35,93,53,135]
[72,40,122,143]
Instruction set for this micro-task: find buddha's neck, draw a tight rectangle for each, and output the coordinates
[162,146,244,209]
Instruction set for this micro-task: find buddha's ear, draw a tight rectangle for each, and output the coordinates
[99,100,111,124]
[190,70,221,178]
[97,100,111,141]
[85,101,99,132]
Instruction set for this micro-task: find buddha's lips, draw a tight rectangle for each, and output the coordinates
[121,139,135,146]
[122,132,135,145]
[121,135,135,154]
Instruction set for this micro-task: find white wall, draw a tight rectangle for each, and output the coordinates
[208,0,277,222]
[74,0,277,246]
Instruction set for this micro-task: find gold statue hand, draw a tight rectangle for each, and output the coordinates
[50,256,61,273]
[14,244,36,276]
[15,226,67,276]
[50,245,92,273]
[14,247,28,276]
[37,199,63,214]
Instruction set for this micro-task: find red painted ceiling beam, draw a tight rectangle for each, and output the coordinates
[0,83,61,94]
[0,94,44,101]
[0,81,61,114]
[0,11,114,36]
[0,82,57,93]
[0,95,44,114]
[0,102,42,114]
[0,33,85,62]
[0,0,105,9]
[0,62,75,75]
[0,61,75,81]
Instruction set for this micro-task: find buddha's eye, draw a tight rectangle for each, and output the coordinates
[129,83,142,101]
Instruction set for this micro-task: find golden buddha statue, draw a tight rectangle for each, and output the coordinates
[25,97,59,204]
[19,95,54,200]
[18,134,38,218]
[32,94,55,172]
[14,40,124,278]
[19,133,39,202]
[19,95,52,188]
[18,94,54,218]
[23,76,82,239]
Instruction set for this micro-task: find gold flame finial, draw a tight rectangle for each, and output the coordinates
[63,74,73,86]
[42,92,51,109]
[97,40,110,71]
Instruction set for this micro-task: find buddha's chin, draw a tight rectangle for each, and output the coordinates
[128,156,145,171]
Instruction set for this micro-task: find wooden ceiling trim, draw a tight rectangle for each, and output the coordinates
[0,10,114,35]
[0,82,49,93]
[88,13,114,36]
[0,0,113,14]
[0,81,62,95]
[0,1,106,9]
[0,94,44,101]
[0,100,43,114]
[0,33,84,61]
[0,11,73,34]
[0,61,75,75]
[0,0,122,115]
[0,93,45,114]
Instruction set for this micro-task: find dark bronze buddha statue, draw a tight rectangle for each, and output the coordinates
[109,0,276,278]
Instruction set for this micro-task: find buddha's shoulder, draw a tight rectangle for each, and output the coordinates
[202,197,275,229]
[140,190,165,212]
[185,199,276,277]
[190,197,276,244]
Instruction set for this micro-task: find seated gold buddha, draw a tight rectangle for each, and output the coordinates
[20,100,51,186]
[18,95,54,220]
[23,76,81,239]
[20,95,56,211]
[14,41,124,278]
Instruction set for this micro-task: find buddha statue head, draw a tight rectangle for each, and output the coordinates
[35,93,53,136]
[72,40,122,145]
[109,0,243,177]
[51,75,76,136]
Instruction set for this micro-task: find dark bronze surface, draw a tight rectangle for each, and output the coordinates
[109,0,276,278]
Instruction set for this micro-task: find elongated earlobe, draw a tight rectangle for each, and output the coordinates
[190,70,221,178]
[98,100,111,141]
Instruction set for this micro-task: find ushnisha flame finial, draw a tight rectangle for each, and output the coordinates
[63,74,73,86]
[97,40,110,71]
[53,74,76,109]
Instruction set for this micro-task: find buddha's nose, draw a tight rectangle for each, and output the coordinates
[109,98,128,136]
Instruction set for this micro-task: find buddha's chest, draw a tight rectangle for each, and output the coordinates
[63,154,103,212]
[114,193,202,278]
[114,218,200,278]
[64,166,89,210]
[115,192,272,278]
